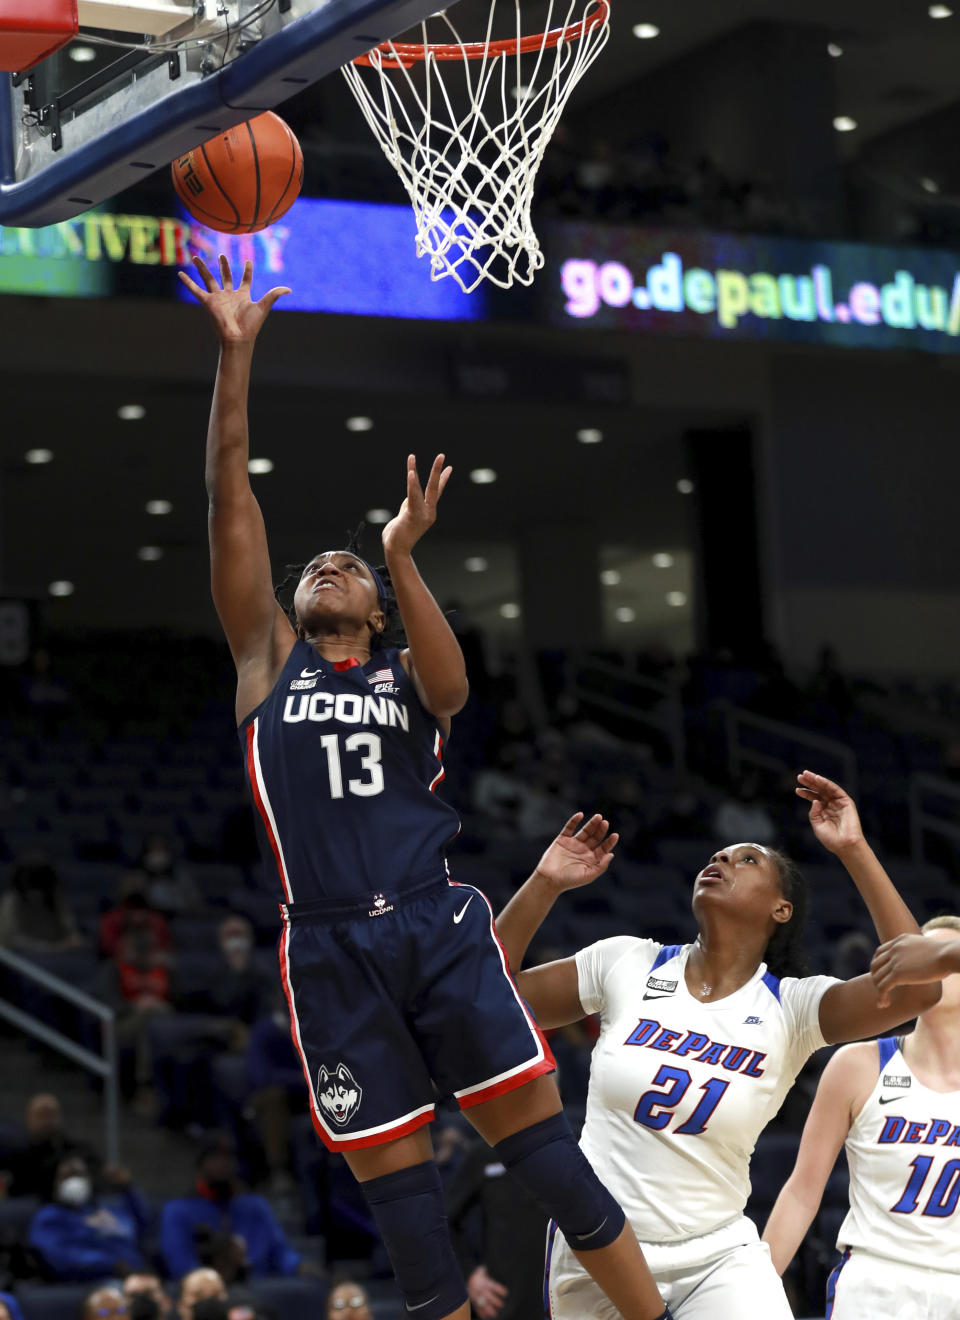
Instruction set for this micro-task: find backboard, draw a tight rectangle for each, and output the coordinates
[0,0,461,227]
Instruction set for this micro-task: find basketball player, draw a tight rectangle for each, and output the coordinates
[763,916,960,1318]
[494,771,939,1319]
[180,256,671,1320]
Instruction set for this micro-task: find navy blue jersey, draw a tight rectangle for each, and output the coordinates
[240,641,459,903]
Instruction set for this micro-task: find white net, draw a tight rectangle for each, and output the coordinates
[342,0,610,292]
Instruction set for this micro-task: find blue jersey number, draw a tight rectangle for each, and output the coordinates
[892,1156,960,1218]
[634,1066,730,1136]
[319,733,385,799]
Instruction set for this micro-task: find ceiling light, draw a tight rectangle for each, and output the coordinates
[247,458,274,474]
[470,468,497,484]
[499,602,521,619]
[146,499,172,515]
[920,177,940,193]
[676,478,694,495]
[652,552,674,568]
[614,606,636,623]
[345,416,373,432]
[117,404,145,421]
[666,591,687,607]
[632,23,660,38]
[138,546,163,562]
[827,42,843,56]
[48,581,74,597]
[577,427,603,444]
[833,116,857,133]
[600,569,621,586]
[25,448,53,465]
[365,507,392,524]
[929,4,953,17]
[69,44,97,62]
[465,557,489,572]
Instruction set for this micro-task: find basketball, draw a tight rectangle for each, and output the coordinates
[171,111,303,234]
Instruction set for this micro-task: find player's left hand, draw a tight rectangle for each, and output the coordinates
[870,933,948,1007]
[381,453,452,557]
[796,770,864,856]
[533,813,619,892]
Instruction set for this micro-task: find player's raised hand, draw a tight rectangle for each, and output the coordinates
[796,770,864,856]
[533,813,619,892]
[381,453,452,558]
[870,933,953,1007]
[178,255,290,344]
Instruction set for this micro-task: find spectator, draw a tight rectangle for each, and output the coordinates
[137,835,200,919]
[711,772,777,845]
[0,1295,24,1320]
[28,1156,147,1281]
[446,1137,548,1320]
[123,1273,173,1319]
[246,1006,306,1196]
[3,1092,101,1199]
[81,1288,127,1320]
[99,875,171,962]
[160,1137,300,1281]
[326,1280,371,1317]
[177,1268,226,1320]
[192,917,268,1037]
[0,854,83,953]
[98,925,173,1114]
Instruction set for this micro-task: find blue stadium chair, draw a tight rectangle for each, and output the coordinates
[0,1198,39,1236]
[169,917,226,952]
[656,838,715,876]
[16,1283,90,1320]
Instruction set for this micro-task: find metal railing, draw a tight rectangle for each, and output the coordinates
[0,947,119,1163]
[909,773,960,865]
[723,704,859,801]
[569,654,686,771]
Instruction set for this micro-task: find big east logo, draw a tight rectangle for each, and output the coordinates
[317,1062,362,1125]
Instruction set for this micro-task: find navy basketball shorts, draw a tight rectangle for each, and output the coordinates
[277,876,555,1151]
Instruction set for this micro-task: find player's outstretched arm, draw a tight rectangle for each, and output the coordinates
[180,256,293,702]
[871,932,960,1003]
[797,770,939,1042]
[382,454,468,719]
[495,814,617,1028]
[762,1043,870,1274]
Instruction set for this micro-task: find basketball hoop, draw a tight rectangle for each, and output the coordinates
[343,0,610,292]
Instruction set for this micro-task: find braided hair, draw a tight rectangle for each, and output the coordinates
[273,524,405,651]
[763,848,809,980]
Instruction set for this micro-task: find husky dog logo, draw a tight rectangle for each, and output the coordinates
[317,1063,362,1126]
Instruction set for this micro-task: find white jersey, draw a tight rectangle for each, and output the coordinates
[575,937,838,1244]
[838,1036,960,1273]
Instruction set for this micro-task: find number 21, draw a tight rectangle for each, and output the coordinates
[634,1065,730,1136]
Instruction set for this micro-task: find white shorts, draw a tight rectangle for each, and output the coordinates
[545,1216,793,1320]
[828,1248,959,1320]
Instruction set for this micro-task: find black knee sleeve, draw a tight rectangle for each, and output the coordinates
[362,1161,467,1319]
[495,1112,625,1250]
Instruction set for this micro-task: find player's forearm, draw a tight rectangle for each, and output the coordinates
[496,870,560,972]
[386,550,468,716]
[837,839,921,943]
[205,341,255,500]
[762,1181,822,1275]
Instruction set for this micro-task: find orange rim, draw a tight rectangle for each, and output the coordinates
[353,0,608,68]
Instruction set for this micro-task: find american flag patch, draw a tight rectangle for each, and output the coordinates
[369,667,394,685]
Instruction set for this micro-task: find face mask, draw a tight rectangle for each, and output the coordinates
[222,937,251,957]
[58,1175,92,1206]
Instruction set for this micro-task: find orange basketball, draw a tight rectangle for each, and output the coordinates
[171,111,303,234]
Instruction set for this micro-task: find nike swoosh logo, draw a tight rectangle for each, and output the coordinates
[406,1298,439,1313]
[453,897,474,924]
[300,668,321,678]
[879,1095,906,1105]
[642,992,673,1000]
